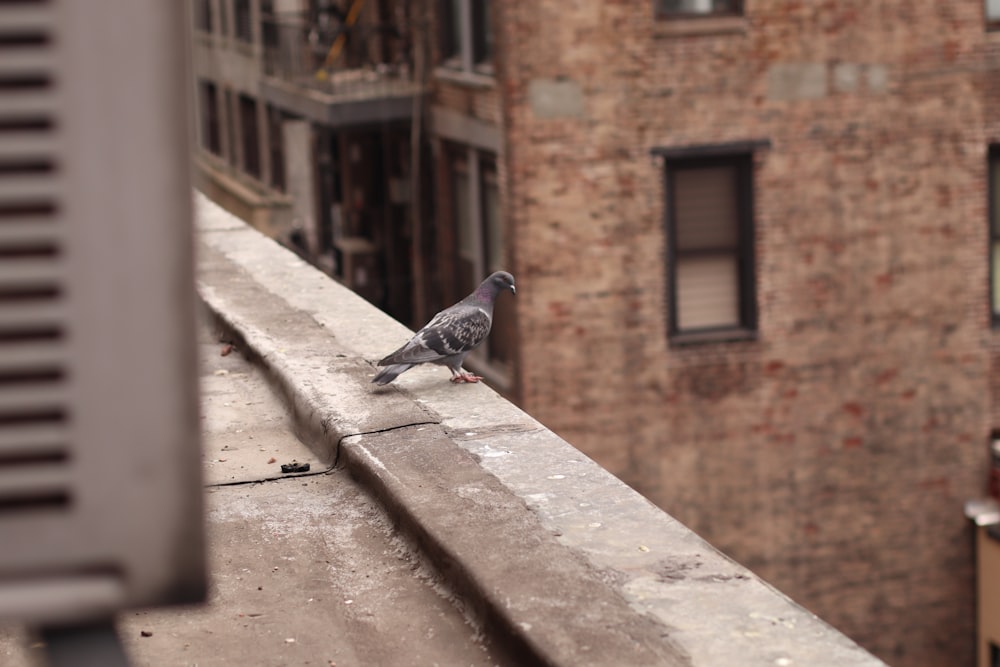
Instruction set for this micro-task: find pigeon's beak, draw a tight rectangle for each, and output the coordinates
[509,285,516,295]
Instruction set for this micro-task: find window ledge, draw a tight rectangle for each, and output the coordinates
[194,151,290,205]
[670,328,757,346]
[233,40,256,57]
[434,66,496,90]
[653,14,748,38]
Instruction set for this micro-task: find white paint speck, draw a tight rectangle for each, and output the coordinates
[775,658,792,666]
[547,474,566,480]
[481,446,510,458]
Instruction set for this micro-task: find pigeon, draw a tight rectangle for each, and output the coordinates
[372,271,516,385]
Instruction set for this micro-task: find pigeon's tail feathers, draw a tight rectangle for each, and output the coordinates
[372,363,413,385]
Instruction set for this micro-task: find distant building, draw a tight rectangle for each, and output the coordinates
[191,0,421,323]
[191,1,1000,664]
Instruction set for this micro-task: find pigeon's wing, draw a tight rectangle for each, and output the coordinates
[378,306,492,366]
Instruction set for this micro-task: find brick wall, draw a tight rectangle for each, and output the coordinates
[498,1,997,664]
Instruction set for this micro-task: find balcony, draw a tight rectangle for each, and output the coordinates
[260,15,421,127]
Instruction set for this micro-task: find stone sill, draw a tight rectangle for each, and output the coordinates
[433,66,497,90]
[194,192,886,667]
[194,153,290,207]
[670,327,758,346]
[653,14,749,38]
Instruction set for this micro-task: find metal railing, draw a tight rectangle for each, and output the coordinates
[261,14,417,99]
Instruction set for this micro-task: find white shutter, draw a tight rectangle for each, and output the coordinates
[0,0,204,624]
[676,255,739,329]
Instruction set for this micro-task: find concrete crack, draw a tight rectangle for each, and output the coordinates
[205,465,339,488]
[332,420,441,468]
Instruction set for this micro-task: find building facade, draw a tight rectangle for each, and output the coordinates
[191,1,1000,664]
[498,3,1000,665]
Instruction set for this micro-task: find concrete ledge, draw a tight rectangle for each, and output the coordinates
[345,426,685,666]
[194,193,886,667]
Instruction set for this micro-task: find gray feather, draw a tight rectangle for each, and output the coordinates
[371,363,413,386]
[372,271,516,385]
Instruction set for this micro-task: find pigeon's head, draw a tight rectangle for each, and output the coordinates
[489,271,516,296]
[478,271,516,300]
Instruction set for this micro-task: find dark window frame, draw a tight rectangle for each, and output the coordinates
[218,0,229,37]
[471,0,492,67]
[198,80,221,155]
[266,104,286,192]
[439,0,461,63]
[234,0,253,43]
[990,145,1000,326]
[224,89,238,168]
[238,94,260,179]
[660,145,760,342]
[438,0,493,75]
[655,0,743,19]
[449,147,475,298]
[194,0,213,32]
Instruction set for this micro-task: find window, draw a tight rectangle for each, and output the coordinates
[452,156,474,289]
[990,147,1000,322]
[656,0,742,18]
[664,152,756,338]
[266,104,285,192]
[440,0,493,75]
[194,0,213,32]
[988,0,1000,28]
[238,94,260,178]
[450,148,512,370]
[197,80,221,155]
[234,0,253,42]
[224,89,237,167]
[219,0,229,37]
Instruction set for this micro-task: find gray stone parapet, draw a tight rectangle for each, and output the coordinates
[195,192,886,667]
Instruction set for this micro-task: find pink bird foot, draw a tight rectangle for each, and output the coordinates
[450,373,482,384]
